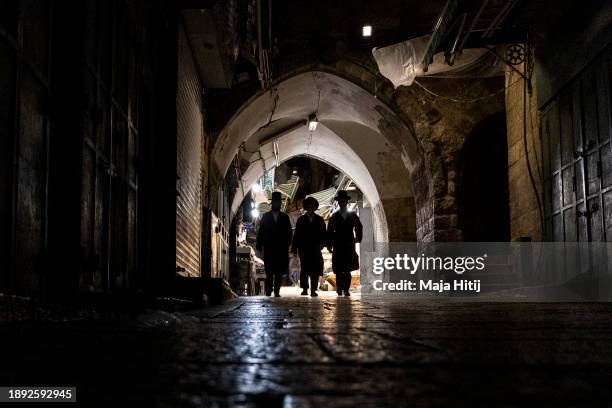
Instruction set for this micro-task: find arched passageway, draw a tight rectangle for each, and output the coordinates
[232,127,388,241]
[213,71,424,243]
[457,113,511,241]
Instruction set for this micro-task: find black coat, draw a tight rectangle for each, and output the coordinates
[327,210,363,273]
[292,213,326,276]
[256,211,293,275]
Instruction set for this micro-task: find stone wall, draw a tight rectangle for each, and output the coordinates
[393,77,507,241]
[210,59,508,243]
[382,197,417,241]
[505,67,543,241]
[323,59,507,241]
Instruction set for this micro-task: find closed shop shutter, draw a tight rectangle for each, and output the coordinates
[176,25,203,277]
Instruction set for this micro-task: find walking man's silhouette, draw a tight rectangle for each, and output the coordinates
[256,191,293,297]
[292,197,326,297]
[327,190,362,296]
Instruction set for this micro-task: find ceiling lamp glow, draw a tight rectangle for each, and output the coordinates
[308,113,318,131]
[362,25,372,37]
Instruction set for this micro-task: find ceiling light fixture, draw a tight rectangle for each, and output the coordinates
[308,113,318,131]
[362,25,372,37]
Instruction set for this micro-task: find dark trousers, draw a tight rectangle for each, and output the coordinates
[336,270,351,293]
[300,272,319,292]
[265,271,283,295]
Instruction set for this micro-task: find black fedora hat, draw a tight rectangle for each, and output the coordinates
[303,196,319,209]
[271,191,282,201]
[334,190,350,201]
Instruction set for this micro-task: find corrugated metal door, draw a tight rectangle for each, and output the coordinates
[542,44,612,242]
[176,25,202,277]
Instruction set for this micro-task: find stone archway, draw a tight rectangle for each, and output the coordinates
[232,129,389,243]
[212,70,426,242]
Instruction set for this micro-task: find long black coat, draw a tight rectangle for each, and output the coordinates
[292,213,326,276]
[256,211,293,275]
[327,210,363,273]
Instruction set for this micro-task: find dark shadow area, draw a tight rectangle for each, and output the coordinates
[457,113,511,242]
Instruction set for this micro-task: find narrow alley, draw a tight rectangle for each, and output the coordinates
[3,293,612,406]
[1,0,612,406]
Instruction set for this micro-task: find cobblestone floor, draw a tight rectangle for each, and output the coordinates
[2,288,612,407]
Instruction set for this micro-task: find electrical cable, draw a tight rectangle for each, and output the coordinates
[306,132,313,156]
[413,76,522,103]
[252,88,280,136]
[521,66,545,240]
[311,71,321,114]
[267,87,279,123]
[527,81,543,190]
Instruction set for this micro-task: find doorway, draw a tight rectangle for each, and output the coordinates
[457,113,511,242]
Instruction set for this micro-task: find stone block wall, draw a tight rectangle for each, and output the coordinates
[211,59,510,243]
[505,67,543,241]
[393,77,507,241]
[382,197,417,241]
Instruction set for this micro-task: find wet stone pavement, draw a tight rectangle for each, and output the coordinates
[2,290,612,407]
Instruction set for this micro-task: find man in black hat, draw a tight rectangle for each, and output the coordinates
[256,191,293,297]
[327,190,362,296]
[292,196,326,297]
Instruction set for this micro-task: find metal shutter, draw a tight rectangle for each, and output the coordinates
[176,25,203,277]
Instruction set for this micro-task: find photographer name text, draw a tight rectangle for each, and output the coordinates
[373,279,481,293]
